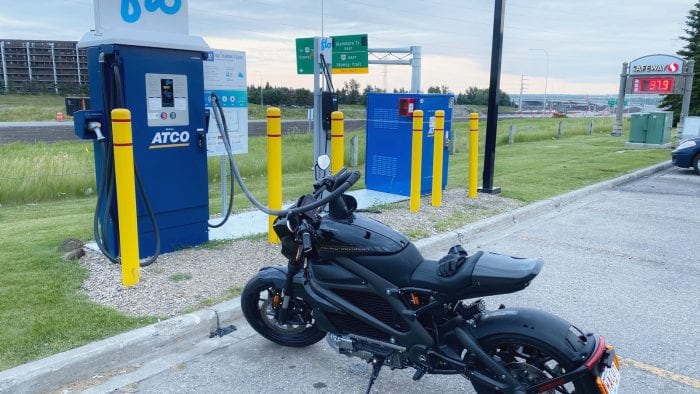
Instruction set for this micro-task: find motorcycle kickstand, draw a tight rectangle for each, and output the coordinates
[365,357,384,394]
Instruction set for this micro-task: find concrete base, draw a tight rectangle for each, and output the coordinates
[624,142,673,149]
[208,189,407,241]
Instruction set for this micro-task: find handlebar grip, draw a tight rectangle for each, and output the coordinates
[302,231,312,253]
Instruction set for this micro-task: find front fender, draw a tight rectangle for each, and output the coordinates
[255,265,289,288]
[467,307,597,365]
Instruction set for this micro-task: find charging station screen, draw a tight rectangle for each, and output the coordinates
[161,79,175,108]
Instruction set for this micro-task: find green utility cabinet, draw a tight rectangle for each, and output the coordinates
[628,112,671,145]
[646,112,671,144]
[629,113,649,143]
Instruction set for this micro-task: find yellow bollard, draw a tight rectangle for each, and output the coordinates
[468,112,479,199]
[267,107,282,244]
[111,108,140,286]
[331,111,344,173]
[410,110,423,212]
[431,110,445,207]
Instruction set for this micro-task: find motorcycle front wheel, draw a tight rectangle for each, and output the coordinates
[469,334,598,393]
[241,275,326,347]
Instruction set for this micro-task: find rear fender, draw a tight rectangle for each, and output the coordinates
[467,307,597,365]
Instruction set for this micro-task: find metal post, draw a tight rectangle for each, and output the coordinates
[557,121,563,139]
[410,46,421,93]
[1,41,8,93]
[431,110,445,207]
[508,124,515,144]
[350,135,358,167]
[480,0,505,195]
[612,62,628,136]
[677,60,695,138]
[529,49,549,116]
[410,110,423,212]
[75,44,82,85]
[110,108,140,286]
[312,37,327,180]
[518,74,525,113]
[267,107,282,244]
[588,120,593,136]
[25,42,33,82]
[50,43,58,95]
[220,156,228,216]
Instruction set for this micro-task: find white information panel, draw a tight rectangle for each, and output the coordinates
[204,49,248,156]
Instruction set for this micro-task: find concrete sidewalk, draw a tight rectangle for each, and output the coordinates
[0,161,675,393]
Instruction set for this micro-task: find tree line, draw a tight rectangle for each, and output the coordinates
[247,79,513,107]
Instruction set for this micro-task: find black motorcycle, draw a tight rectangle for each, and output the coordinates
[241,167,620,394]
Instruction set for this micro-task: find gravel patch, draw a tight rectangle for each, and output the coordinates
[78,188,522,318]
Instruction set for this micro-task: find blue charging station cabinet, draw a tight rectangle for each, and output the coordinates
[365,93,452,196]
[76,43,210,258]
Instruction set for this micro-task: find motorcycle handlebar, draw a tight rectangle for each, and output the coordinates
[283,168,359,216]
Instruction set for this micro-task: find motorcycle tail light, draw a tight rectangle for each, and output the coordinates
[584,336,606,370]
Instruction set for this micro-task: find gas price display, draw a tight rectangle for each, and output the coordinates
[631,77,675,94]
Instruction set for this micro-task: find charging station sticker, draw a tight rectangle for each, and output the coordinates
[203,49,248,157]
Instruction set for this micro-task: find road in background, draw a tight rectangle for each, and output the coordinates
[0,119,367,144]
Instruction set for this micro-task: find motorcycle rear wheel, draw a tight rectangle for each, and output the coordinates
[469,334,598,393]
[241,276,326,347]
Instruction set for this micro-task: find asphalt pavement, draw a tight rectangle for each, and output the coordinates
[4,165,699,393]
[67,166,700,394]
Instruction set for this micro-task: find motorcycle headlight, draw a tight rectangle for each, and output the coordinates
[676,140,697,150]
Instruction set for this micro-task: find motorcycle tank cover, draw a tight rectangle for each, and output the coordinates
[316,216,410,257]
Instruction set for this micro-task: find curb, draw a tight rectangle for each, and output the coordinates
[0,298,242,393]
[0,161,672,392]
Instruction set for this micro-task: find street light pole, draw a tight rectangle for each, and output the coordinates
[530,48,549,115]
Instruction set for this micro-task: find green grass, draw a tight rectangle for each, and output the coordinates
[169,273,192,282]
[0,116,670,371]
[0,94,367,122]
[0,198,155,370]
[0,130,367,207]
[0,94,69,122]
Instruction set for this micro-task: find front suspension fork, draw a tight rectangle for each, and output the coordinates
[277,258,300,324]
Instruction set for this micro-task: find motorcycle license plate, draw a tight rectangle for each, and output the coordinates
[597,354,621,394]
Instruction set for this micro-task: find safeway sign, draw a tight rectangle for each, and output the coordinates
[628,54,684,75]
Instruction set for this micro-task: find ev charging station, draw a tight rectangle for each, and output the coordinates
[74,0,212,260]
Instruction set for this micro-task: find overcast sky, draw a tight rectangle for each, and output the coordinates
[0,0,695,95]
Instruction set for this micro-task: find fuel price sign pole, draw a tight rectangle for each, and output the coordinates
[612,54,695,137]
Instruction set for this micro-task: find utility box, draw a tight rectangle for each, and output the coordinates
[646,112,671,145]
[629,112,671,145]
[681,117,700,139]
[365,93,452,196]
[629,113,648,143]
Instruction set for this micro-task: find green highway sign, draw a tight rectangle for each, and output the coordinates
[331,34,368,74]
[296,37,315,74]
[607,99,629,106]
[296,34,369,75]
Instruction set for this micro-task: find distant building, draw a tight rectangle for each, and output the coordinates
[0,39,88,94]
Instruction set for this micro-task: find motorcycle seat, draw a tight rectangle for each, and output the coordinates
[409,251,543,297]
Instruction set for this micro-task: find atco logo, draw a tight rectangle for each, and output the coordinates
[121,0,182,24]
[151,130,190,147]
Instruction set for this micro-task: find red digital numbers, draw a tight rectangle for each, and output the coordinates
[632,77,674,94]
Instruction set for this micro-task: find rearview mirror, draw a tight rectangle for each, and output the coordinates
[316,155,331,170]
